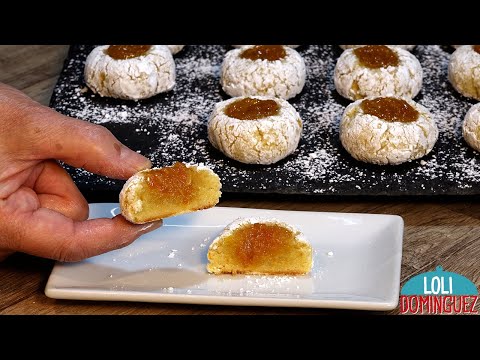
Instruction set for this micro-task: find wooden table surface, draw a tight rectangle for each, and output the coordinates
[1,45,479,315]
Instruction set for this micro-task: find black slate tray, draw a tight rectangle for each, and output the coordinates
[50,45,480,196]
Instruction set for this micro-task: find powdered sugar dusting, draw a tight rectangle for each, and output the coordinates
[51,45,480,196]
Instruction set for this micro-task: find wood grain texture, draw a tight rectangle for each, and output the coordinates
[0,45,479,315]
[0,45,69,105]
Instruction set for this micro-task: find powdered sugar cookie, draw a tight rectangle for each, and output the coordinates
[462,103,480,151]
[334,45,422,101]
[340,45,415,51]
[207,96,302,164]
[167,45,184,55]
[220,45,306,100]
[340,96,438,165]
[232,45,300,48]
[84,45,175,100]
[448,45,480,100]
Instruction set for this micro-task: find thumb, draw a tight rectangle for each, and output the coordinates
[24,105,151,180]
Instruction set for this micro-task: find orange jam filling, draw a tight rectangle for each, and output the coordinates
[231,223,295,267]
[106,45,152,60]
[353,45,399,69]
[145,162,193,204]
[224,97,280,120]
[361,97,419,122]
[473,45,480,54]
[240,45,286,61]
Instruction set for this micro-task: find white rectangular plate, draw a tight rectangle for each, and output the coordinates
[45,204,404,310]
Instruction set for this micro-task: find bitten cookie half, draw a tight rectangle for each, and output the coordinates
[120,162,222,224]
[207,217,313,275]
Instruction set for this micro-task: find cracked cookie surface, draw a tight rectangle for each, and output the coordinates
[167,45,184,55]
[220,45,306,100]
[334,45,422,101]
[232,45,300,49]
[340,45,415,51]
[340,96,438,165]
[449,45,480,100]
[463,103,480,152]
[208,96,303,165]
[84,45,175,100]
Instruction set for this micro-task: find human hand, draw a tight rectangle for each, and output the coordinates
[0,83,162,262]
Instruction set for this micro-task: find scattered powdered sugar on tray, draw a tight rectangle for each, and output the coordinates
[51,45,480,196]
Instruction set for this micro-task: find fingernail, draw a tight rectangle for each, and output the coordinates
[138,220,163,233]
[117,143,152,172]
[131,158,152,173]
[137,158,152,171]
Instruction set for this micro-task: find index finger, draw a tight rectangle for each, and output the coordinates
[11,207,162,261]
[13,104,151,180]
